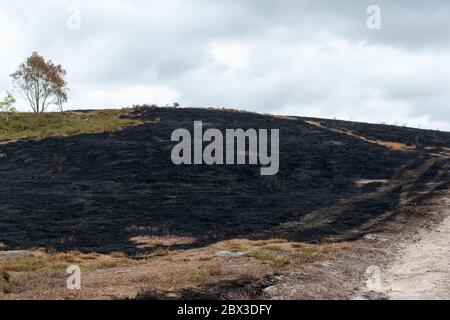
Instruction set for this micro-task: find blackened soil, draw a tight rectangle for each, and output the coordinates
[136,276,274,300]
[0,107,449,254]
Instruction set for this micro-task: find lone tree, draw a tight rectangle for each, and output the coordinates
[10,52,68,113]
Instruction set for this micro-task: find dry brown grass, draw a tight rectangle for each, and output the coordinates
[152,248,176,257]
[221,241,251,251]
[264,244,284,251]
[372,140,409,150]
[250,239,288,247]
[0,239,344,299]
[273,115,298,121]
[305,120,323,127]
[129,236,196,249]
[305,120,410,150]
[0,269,11,294]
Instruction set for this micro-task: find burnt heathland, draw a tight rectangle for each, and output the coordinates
[1,106,449,254]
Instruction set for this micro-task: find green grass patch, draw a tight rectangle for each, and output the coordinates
[0,251,134,273]
[252,239,287,247]
[245,251,274,262]
[223,242,251,251]
[0,254,47,272]
[0,109,141,142]
[264,244,283,251]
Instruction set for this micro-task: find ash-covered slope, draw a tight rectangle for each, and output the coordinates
[1,106,449,253]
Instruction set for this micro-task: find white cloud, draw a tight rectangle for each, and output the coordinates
[60,85,179,110]
[208,41,250,74]
[174,37,450,130]
[0,10,28,91]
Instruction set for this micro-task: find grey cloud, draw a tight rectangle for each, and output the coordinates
[0,1,449,130]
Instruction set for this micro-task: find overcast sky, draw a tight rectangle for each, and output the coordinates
[1,0,450,130]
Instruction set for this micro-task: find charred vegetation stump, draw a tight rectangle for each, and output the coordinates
[414,134,424,150]
[52,155,65,175]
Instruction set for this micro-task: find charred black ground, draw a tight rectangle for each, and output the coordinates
[1,106,449,254]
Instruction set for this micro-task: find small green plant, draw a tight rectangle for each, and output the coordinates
[224,242,250,251]
[264,244,283,251]
[245,251,273,262]
[0,92,17,122]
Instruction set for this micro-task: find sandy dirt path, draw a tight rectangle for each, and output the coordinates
[380,200,450,300]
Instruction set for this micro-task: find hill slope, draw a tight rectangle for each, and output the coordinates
[0,106,449,254]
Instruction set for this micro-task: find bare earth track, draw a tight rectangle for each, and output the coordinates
[378,199,450,299]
